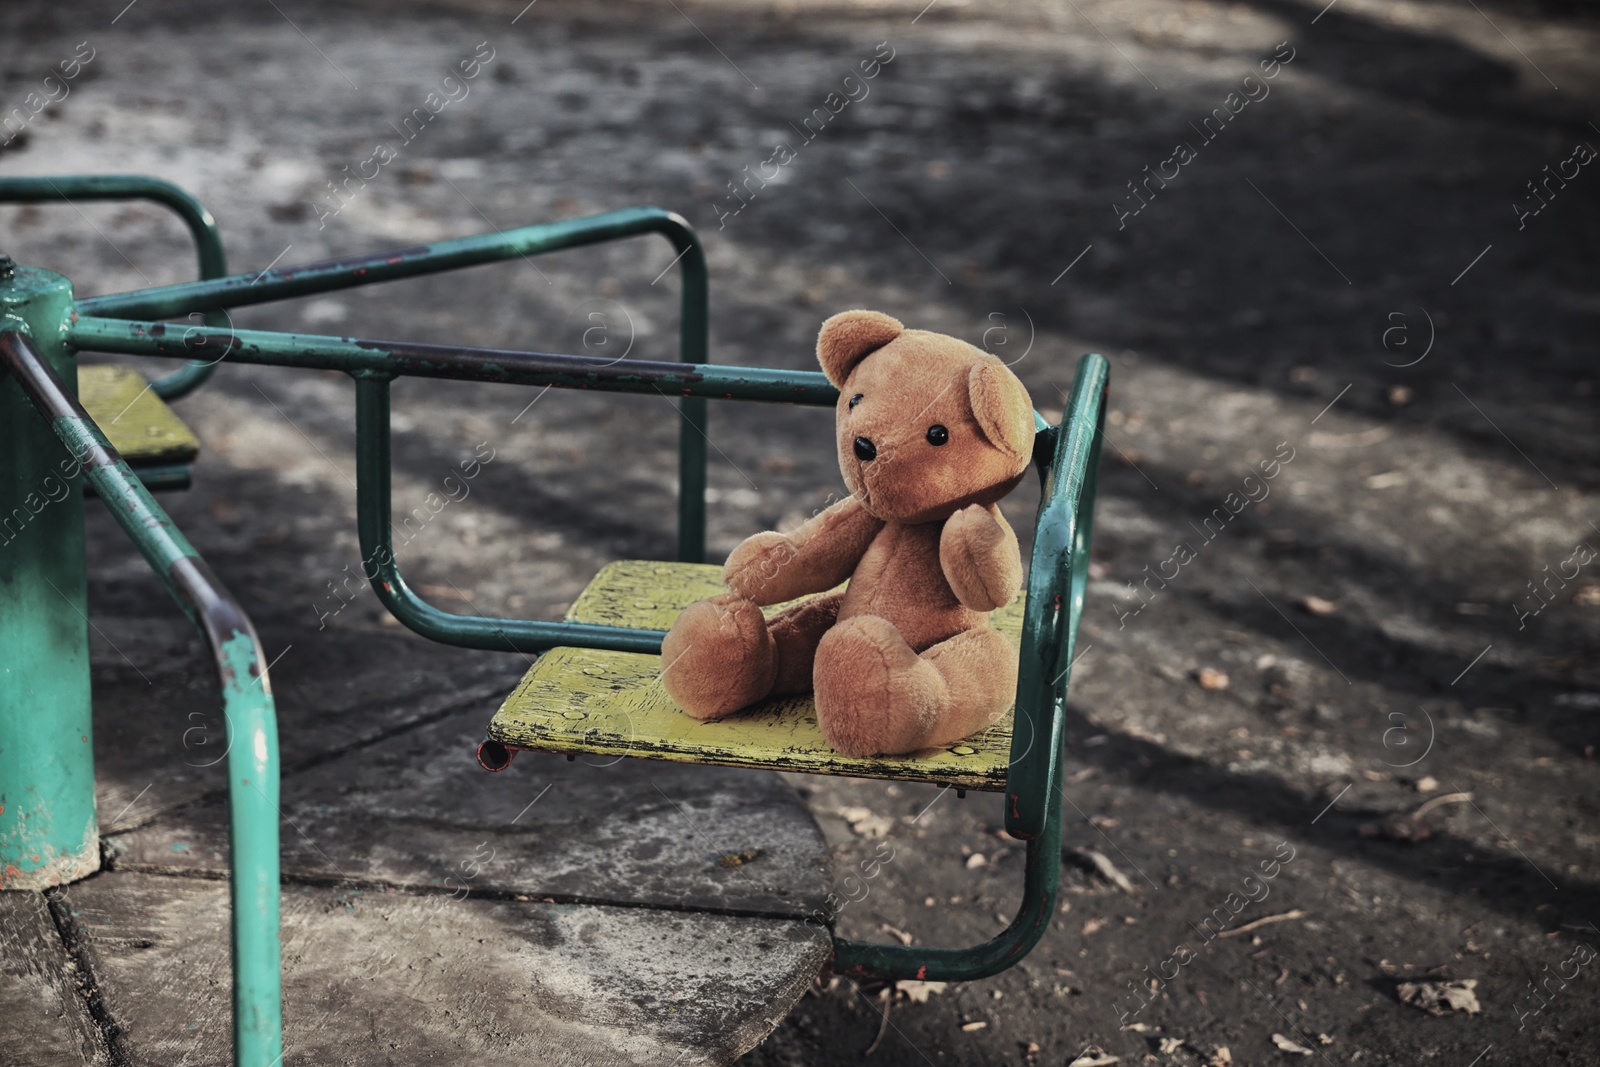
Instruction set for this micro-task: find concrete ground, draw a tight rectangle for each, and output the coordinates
[1,0,1597,1063]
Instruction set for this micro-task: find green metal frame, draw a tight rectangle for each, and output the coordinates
[74,203,712,563]
[0,314,281,1065]
[0,174,230,399]
[0,175,1106,1061]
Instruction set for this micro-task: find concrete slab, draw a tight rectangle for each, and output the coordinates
[60,871,829,1066]
[107,704,834,919]
[90,625,518,835]
[0,891,104,1066]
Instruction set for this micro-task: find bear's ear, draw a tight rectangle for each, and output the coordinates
[816,310,904,387]
[967,359,1034,460]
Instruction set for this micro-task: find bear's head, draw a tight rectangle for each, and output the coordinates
[817,309,1035,524]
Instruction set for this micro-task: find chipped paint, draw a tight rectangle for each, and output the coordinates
[488,561,1023,792]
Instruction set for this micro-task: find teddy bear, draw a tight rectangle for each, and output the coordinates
[660,309,1036,756]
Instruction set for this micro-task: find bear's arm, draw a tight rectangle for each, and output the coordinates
[723,496,883,606]
[939,503,1023,613]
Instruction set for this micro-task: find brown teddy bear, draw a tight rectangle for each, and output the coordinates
[660,310,1035,756]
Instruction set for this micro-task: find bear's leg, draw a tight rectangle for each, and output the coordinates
[814,620,1018,756]
[661,594,777,719]
[813,615,946,756]
[768,592,845,695]
[915,627,1019,750]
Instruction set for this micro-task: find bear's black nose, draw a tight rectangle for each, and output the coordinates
[853,436,877,462]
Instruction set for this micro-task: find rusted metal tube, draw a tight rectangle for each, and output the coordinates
[67,315,838,405]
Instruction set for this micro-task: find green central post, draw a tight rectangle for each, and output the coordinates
[0,260,98,888]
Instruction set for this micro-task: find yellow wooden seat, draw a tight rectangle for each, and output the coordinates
[486,560,1027,791]
[77,365,200,483]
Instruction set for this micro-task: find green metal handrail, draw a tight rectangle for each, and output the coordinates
[70,313,833,652]
[831,352,1107,982]
[0,329,282,1067]
[0,174,228,398]
[74,204,712,561]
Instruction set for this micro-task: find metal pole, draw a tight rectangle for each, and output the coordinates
[0,257,97,888]
[0,325,283,1066]
[674,229,709,563]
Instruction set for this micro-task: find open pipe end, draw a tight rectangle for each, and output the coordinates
[476,739,515,772]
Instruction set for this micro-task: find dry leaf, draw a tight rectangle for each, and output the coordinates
[1068,1052,1120,1067]
[1198,667,1230,690]
[1272,1033,1314,1056]
[1301,595,1336,615]
[1366,470,1407,490]
[897,980,947,1004]
[1361,793,1472,843]
[1397,978,1480,1016]
[1069,848,1138,893]
[835,806,894,839]
[718,848,763,868]
[879,923,914,946]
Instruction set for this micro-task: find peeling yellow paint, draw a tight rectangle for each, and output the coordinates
[488,561,1025,791]
[77,365,200,464]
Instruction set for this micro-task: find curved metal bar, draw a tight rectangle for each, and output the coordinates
[0,330,282,1067]
[0,174,229,398]
[77,206,696,322]
[353,373,668,654]
[73,203,710,558]
[1006,352,1108,840]
[829,352,1109,983]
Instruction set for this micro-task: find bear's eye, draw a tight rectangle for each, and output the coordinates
[926,424,950,446]
[849,394,863,409]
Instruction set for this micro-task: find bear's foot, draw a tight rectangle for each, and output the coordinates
[661,594,777,719]
[814,619,1018,756]
[813,615,946,756]
[916,627,1018,749]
